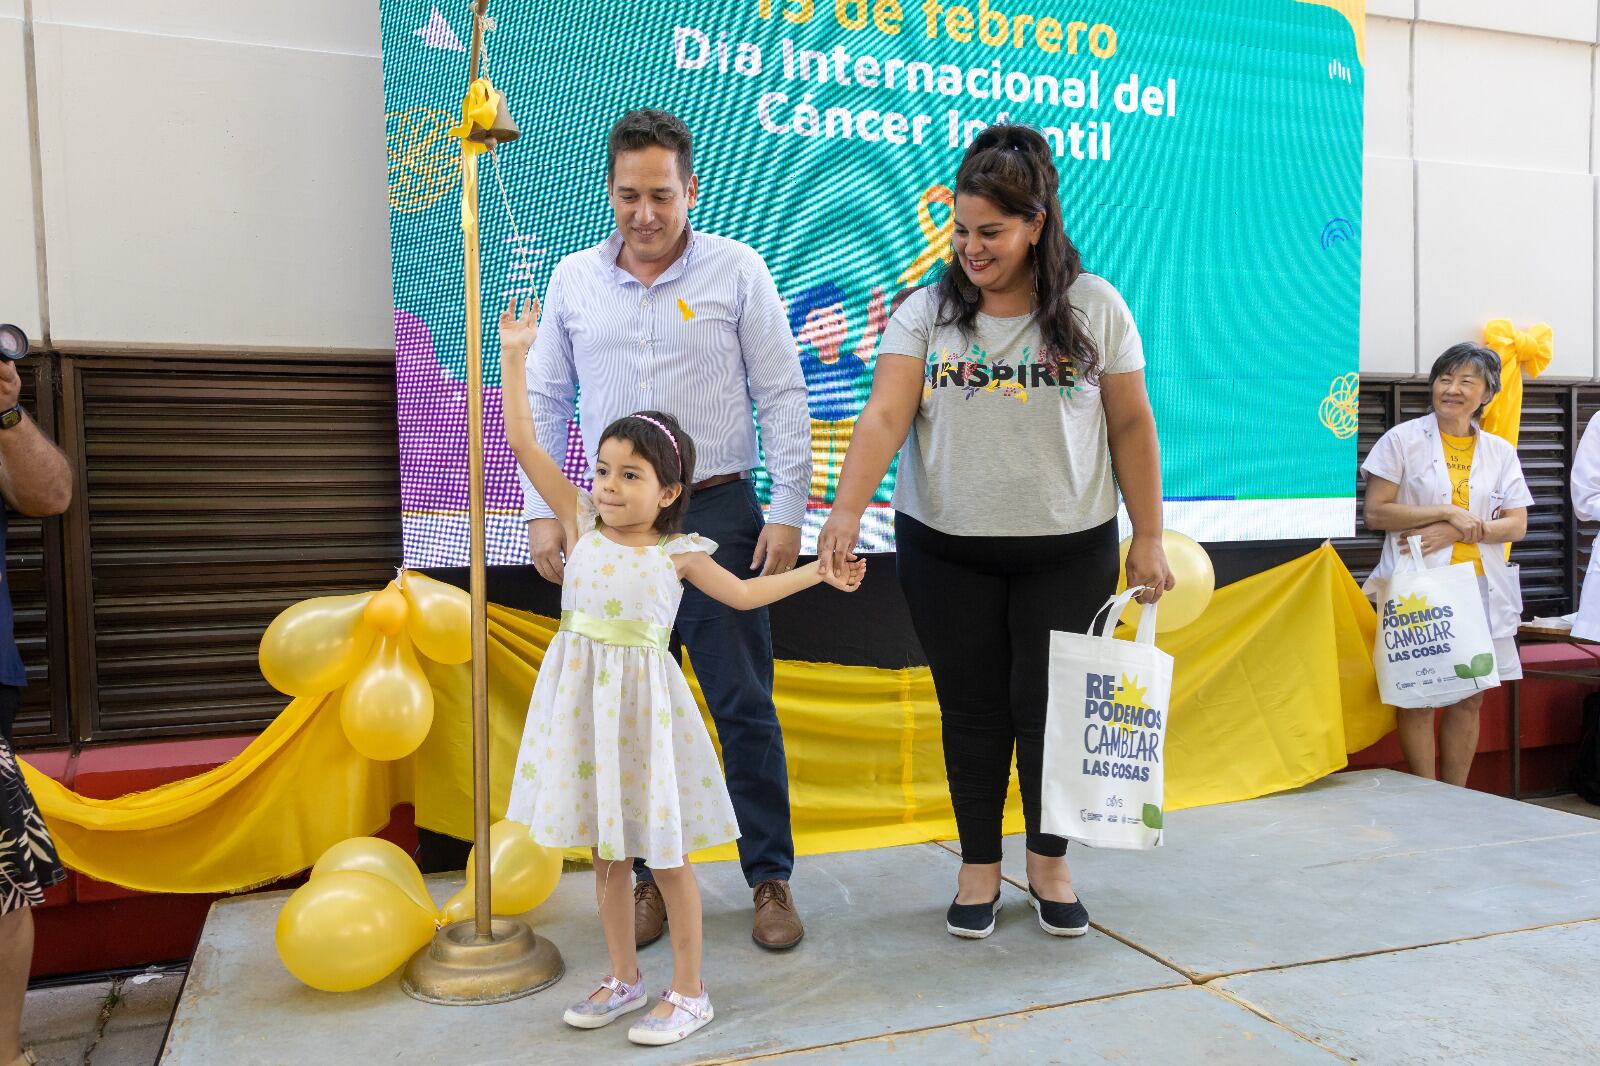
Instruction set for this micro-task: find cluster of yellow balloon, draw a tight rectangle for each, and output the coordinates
[275,823,562,992]
[1117,531,1216,633]
[440,819,563,923]
[258,572,472,760]
[275,837,438,992]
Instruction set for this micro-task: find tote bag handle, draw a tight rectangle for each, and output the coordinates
[1090,586,1160,646]
[1394,534,1428,575]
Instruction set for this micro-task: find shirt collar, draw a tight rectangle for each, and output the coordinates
[597,224,700,289]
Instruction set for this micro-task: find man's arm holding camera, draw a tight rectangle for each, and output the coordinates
[0,362,71,517]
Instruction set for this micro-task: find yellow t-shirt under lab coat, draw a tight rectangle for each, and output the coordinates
[1442,431,1483,574]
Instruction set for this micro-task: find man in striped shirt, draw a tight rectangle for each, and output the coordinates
[519,110,812,950]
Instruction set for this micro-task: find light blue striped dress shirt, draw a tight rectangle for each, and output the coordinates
[519,227,812,527]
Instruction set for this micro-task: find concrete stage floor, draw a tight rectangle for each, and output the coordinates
[159,771,1600,1064]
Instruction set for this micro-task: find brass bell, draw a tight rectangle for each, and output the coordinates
[468,87,520,148]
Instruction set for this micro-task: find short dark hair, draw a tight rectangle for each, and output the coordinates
[596,410,697,533]
[606,109,693,185]
[1428,342,1503,417]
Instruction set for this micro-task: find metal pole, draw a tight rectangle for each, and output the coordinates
[465,0,493,943]
[402,0,561,1003]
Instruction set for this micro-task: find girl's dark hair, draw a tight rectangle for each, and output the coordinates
[597,410,697,532]
[1429,342,1503,418]
[934,124,1100,383]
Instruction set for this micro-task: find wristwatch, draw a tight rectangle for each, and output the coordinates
[0,405,23,430]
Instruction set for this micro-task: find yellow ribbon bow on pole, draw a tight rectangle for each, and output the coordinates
[447,78,501,156]
[1479,319,1553,447]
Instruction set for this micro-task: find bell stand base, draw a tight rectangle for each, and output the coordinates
[400,917,565,1006]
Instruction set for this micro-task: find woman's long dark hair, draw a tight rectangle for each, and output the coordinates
[934,124,1100,383]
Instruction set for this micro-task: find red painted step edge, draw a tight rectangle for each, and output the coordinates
[23,735,418,980]
[1346,643,1594,795]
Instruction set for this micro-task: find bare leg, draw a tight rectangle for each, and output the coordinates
[588,853,639,1002]
[1396,706,1438,780]
[955,861,1003,905]
[1025,851,1079,903]
[647,864,702,1018]
[0,907,33,1062]
[1439,693,1485,788]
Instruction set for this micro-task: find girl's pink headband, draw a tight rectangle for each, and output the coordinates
[630,413,681,463]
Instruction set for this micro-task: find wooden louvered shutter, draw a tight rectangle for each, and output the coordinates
[62,356,403,741]
[1515,387,1574,617]
[1566,386,1600,615]
[5,357,70,746]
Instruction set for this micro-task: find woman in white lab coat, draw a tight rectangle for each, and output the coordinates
[1361,343,1532,786]
[1573,412,1600,642]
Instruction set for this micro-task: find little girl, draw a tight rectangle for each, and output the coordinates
[497,296,864,1047]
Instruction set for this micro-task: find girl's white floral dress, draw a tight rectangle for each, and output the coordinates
[505,492,739,867]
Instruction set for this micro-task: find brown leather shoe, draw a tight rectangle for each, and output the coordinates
[634,879,666,948]
[752,880,804,950]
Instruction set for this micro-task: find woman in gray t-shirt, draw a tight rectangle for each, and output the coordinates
[818,125,1172,941]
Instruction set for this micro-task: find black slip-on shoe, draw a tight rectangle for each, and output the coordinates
[1028,885,1089,936]
[946,893,1002,939]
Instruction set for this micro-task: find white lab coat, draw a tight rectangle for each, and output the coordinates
[1361,411,1531,640]
[1573,412,1600,641]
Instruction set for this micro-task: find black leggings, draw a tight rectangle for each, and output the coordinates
[895,511,1119,865]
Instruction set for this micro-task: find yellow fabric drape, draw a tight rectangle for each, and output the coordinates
[1480,319,1554,447]
[23,694,413,895]
[25,545,1390,893]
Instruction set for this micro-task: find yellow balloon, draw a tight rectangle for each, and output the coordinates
[401,571,472,665]
[339,634,434,761]
[1117,531,1216,633]
[311,837,436,918]
[259,592,376,697]
[440,820,562,922]
[274,870,435,992]
[439,883,472,925]
[363,582,409,636]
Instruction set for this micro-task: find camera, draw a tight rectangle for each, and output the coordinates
[0,323,26,362]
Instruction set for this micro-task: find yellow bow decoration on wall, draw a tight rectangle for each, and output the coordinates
[1480,319,1553,447]
[259,572,472,761]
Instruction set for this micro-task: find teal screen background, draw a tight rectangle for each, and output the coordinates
[381,0,1365,565]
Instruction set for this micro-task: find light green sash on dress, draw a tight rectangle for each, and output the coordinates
[558,609,670,654]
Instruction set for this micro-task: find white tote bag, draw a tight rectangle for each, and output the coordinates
[1374,535,1501,708]
[1041,587,1174,850]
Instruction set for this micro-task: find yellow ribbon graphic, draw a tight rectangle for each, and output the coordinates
[898,185,956,285]
[1480,319,1553,447]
